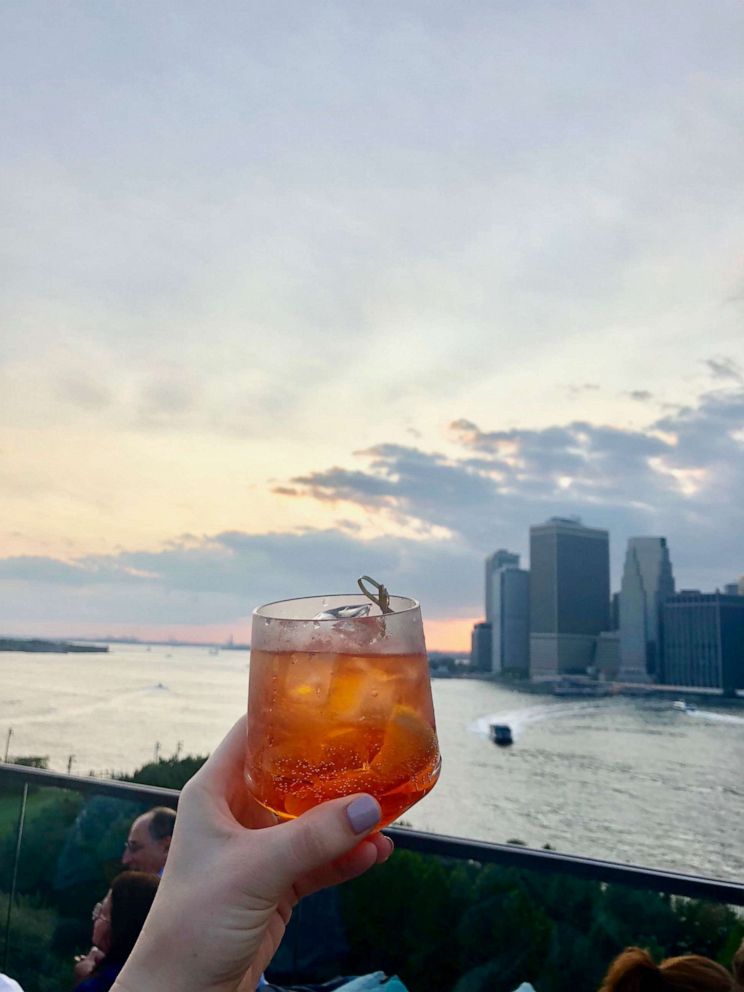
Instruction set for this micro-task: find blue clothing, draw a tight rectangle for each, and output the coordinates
[264,975,409,992]
[74,962,121,992]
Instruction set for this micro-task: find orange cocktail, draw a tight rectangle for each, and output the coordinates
[245,593,440,827]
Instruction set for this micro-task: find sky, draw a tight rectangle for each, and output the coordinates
[0,1,743,649]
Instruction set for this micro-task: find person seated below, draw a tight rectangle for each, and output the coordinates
[74,871,159,992]
[599,946,736,991]
[121,806,176,875]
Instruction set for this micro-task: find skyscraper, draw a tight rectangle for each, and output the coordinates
[618,537,675,683]
[486,550,529,676]
[470,621,492,672]
[529,517,610,677]
[485,550,520,622]
[662,592,744,693]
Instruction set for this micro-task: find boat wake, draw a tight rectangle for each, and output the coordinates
[6,684,171,726]
[688,708,744,725]
[469,701,601,740]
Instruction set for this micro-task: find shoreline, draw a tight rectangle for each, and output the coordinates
[441,671,744,706]
[0,637,109,654]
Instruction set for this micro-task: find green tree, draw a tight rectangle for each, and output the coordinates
[0,892,71,992]
[342,851,466,992]
[120,753,206,790]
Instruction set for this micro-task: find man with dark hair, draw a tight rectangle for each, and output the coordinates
[122,806,176,876]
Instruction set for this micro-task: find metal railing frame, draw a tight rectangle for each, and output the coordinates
[2,761,742,907]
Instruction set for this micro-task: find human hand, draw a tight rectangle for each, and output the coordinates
[73,946,104,981]
[112,715,392,992]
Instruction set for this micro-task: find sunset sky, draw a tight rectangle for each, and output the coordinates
[1,1,743,649]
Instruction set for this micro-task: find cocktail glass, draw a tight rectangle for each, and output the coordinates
[244,592,441,827]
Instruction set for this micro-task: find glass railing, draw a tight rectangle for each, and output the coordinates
[1,761,742,992]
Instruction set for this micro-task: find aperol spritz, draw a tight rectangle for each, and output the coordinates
[245,591,440,827]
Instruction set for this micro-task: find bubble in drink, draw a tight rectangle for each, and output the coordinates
[245,648,440,827]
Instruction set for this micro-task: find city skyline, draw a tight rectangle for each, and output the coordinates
[1,2,743,649]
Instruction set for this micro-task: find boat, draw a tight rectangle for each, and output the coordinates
[672,700,697,713]
[489,724,513,747]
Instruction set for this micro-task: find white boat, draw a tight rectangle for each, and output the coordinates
[672,700,697,712]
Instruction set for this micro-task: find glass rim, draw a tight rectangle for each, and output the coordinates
[253,592,420,621]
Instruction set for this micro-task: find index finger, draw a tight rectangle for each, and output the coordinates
[186,715,276,828]
[190,714,247,796]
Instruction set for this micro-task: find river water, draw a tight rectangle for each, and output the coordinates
[1,644,743,881]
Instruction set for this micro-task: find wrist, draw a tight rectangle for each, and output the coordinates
[111,915,241,992]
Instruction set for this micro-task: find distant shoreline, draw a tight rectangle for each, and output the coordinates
[0,635,249,650]
[0,637,109,654]
[476,674,744,705]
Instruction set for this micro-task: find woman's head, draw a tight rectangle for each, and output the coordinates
[599,947,734,992]
[102,870,159,965]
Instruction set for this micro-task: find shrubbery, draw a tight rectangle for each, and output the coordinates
[340,853,744,992]
[0,893,70,992]
[120,753,206,791]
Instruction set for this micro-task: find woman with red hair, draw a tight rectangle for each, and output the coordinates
[599,946,736,992]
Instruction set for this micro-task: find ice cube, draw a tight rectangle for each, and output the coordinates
[283,651,334,705]
[313,604,371,620]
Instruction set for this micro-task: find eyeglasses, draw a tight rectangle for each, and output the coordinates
[123,839,145,854]
[92,902,110,923]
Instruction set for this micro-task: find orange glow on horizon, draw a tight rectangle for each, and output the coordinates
[423,616,476,653]
[7,616,476,653]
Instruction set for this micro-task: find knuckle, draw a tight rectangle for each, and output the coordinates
[290,819,331,870]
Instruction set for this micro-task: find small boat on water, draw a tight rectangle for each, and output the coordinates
[489,723,513,747]
[672,700,697,713]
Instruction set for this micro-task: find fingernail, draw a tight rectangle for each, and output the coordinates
[346,795,381,834]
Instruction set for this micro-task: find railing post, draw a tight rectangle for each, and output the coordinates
[2,781,28,972]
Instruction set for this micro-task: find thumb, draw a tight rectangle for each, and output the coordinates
[259,794,382,894]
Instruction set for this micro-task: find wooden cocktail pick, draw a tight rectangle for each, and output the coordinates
[357,575,394,615]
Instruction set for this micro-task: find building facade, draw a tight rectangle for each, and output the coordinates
[470,621,493,672]
[618,537,675,684]
[488,561,530,676]
[662,592,744,693]
[529,517,610,678]
[485,550,520,622]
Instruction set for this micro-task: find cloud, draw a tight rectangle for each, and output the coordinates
[0,530,481,628]
[283,386,744,588]
[138,373,199,418]
[1,384,741,632]
[703,356,743,384]
[289,467,398,507]
[53,373,113,411]
[566,383,600,395]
